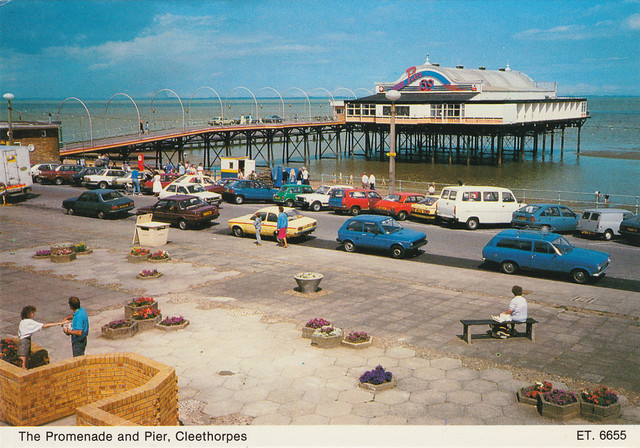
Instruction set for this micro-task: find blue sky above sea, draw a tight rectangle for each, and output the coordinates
[1,0,639,100]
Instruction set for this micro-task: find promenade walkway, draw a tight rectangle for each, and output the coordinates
[1,201,639,427]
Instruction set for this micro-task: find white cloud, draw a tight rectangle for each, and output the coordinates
[514,25,589,41]
[625,14,640,30]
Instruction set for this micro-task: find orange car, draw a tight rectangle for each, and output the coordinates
[374,192,425,221]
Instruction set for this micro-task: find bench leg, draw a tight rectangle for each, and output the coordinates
[463,325,471,344]
[526,323,535,341]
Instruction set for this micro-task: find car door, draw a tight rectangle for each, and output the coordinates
[151,199,172,223]
[558,206,577,231]
[263,212,278,235]
[350,191,368,210]
[531,241,564,272]
[342,219,362,243]
[367,191,382,210]
[362,220,386,250]
[540,206,560,229]
[74,193,93,215]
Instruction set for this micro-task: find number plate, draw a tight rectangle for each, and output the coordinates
[203,211,212,216]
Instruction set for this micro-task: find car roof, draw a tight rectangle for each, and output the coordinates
[495,229,561,242]
[89,188,118,194]
[441,185,513,191]
[161,195,200,201]
[346,214,391,223]
[254,206,295,213]
[582,208,630,214]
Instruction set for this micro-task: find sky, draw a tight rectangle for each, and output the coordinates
[1,0,639,100]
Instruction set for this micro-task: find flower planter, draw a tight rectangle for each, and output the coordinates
[517,387,541,406]
[127,253,149,263]
[301,326,316,339]
[539,396,580,421]
[579,397,621,422]
[341,336,373,349]
[359,378,397,392]
[101,321,139,339]
[155,319,189,332]
[32,253,50,259]
[74,248,93,256]
[133,314,162,332]
[294,272,323,293]
[50,242,75,253]
[136,272,163,280]
[310,327,343,348]
[50,252,76,263]
[124,301,159,319]
[147,256,170,263]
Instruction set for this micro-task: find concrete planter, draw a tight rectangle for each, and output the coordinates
[124,301,159,319]
[341,337,373,349]
[301,326,318,339]
[50,242,75,253]
[50,252,76,263]
[579,397,621,422]
[539,396,580,421]
[294,272,323,293]
[133,314,162,331]
[101,321,138,339]
[127,253,150,263]
[359,378,397,392]
[147,256,170,263]
[310,327,343,348]
[136,272,163,280]
[517,387,541,406]
[155,319,189,332]
[32,253,50,259]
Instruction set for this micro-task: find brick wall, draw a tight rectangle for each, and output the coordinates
[0,352,178,426]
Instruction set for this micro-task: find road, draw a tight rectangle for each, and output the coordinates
[20,183,640,293]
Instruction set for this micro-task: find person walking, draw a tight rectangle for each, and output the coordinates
[152,173,162,196]
[276,205,288,248]
[18,306,64,369]
[144,121,150,134]
[63,297,89,357]
[369,173,376,190]
[131,167,141,195]
[140,121,144,134]
[252,212,262,246]
[178,162,185,175]
[361,172,369,189]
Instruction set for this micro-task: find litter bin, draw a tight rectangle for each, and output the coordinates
[134,214,169,246]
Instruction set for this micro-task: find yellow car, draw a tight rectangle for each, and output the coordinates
[410,196,439,221]
[228,206,317,240]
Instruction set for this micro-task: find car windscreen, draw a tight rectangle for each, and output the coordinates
[382,194,401,202]
[182,197,206,209]
[101,191,123,201]
[625,215,640,224]
[285,210,303,220]
[315,186,330,194]
[418,197,437,206]
[186,185,205,193]
[277,187,288,193]
[551,236,574,255]
[380,218,402,234]
[519,205,541,214]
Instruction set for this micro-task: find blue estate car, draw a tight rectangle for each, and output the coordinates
[511,204,579,232]
[222,180,278,204]
[337,214,427,259]
[619,214,640,244]
[62,189,135,219]
[482,229,610,284]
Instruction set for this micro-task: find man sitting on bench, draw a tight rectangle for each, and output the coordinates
[491,285,527,339]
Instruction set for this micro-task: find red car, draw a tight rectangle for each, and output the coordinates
[141,173,181,194]
[374,192,425,221]
[39,164,84,185]
[328,188,382,215]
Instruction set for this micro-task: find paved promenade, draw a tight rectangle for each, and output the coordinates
[1,201,639,426]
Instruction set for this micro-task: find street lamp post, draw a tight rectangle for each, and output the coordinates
[3,93,15,145]
[385,89,401,195]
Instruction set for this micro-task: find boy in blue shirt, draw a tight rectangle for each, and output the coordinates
[64,296,89,357]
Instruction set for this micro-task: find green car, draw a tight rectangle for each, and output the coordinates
[273,183,315,207]
[62,189,135,219]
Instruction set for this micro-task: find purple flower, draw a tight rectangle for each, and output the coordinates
[359,365,393,385]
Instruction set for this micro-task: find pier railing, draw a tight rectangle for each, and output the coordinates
[316,174,639,214]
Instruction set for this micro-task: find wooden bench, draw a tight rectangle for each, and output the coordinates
[460,318,538,344]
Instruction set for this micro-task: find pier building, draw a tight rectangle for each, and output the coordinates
[334,57,588,164]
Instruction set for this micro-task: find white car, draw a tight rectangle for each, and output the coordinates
[30,163,59,182]
[82,169,127,189]
[160,182,222,206]
[295,185,353,212]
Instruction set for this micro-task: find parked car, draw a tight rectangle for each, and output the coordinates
[227,206,317,240]
[482,229,611,284]
[82,168,127,189]
[136,195,219,230]
[262,115,283,123]
[436,185,522,230]
[39,164,84,185]
[141,173,180,194]
[374,192,425,221]
[576,208,633,240]
[619,214,640,244]
[295,185,353,212]
[174,174,220,192]
[273,183,315,207]
[30,163,59,182]
[511,204,579,233]
[328,188,382,215]
[410,195,439,221]
[62,189,134,219]
[222,179,278,204]
[337,214,427,259]
[71,166,103,186]
[160,182,222,206]
[208,117,234,126]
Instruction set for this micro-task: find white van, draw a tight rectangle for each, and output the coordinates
[436,185,521,230]
[577,208,633,240]
[0,146,33,198]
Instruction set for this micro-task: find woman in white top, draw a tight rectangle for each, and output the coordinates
[18,305,64,369]
[152,174,162,196]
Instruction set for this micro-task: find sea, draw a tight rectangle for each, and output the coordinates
[6,96,640,208]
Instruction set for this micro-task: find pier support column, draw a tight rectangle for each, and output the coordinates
[577,125,582,155]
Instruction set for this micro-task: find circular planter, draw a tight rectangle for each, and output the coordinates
[539,396,580,421]
[32,253,51,259]
[359,378,397,392]
[50,252,76,263]
[101,321,139,339]
[50,242,75,253]
[127,253,150,263]
[341,336,373,349]
[294,272,323,293]
[147,256,171,263]
[579,397,621,422]
[132,314,163,332]
[310,327,343,348]
[155,319,189,332]
[124,301,159,319]
[136,272,163,280]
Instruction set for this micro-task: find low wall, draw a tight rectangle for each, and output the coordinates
[0,352,178,426]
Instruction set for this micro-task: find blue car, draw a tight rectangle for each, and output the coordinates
[337,214,427,258]
[222,180,278,204]
[619,214,640,244]
[62,189,135,219]
[511,204,578,232]
[482,229,610,284]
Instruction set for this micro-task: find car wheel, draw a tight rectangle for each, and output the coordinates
[391,245,406,259]
[603,229,614,241]
[232,226,244,237]
[67,207,75,215]
[98,181,108,189]
[97,211,106,220]
[466,217,479,230]
[349,206,361,216]
[343,240,356,253]
[284,199,295,207]
[540,225,551,233]
[571,268,590,284]
[500,260,518,275]
[396,210,408,221]
[311,201,322,212]
[34,175,41,183]
[178,219,188,230]
[54,177,64,185]
[234,195,244,205]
